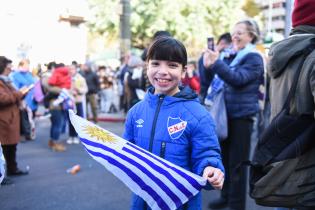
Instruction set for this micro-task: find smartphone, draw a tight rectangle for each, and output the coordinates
[207,37,214,51]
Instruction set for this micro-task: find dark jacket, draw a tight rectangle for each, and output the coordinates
[124,86,224,210]
[268,25,315,119]
[81,70,100,94]
[208,52,264,119]
[124,68,145,110]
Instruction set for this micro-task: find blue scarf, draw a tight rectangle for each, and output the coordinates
[205,43,256,105]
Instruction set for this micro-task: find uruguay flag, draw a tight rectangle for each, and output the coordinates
[69,110,207,210]
[0,145,5,184]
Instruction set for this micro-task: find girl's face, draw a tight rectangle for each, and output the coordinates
[147,59,185,96]
[232,23,253,51]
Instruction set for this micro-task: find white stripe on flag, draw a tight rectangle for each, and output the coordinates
[68,110,207,210]
[120,144,188,203]
[82,141,177,210]
[124,142,204,192]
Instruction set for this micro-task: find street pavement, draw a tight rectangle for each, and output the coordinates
[0,113,273,210]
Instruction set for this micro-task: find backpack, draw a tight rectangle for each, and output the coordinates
[249,43,315,208]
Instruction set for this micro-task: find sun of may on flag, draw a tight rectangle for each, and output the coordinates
[68,110,207,210]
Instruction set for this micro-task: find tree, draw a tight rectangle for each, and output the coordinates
[242,0,261,17]
[87,0,245,58]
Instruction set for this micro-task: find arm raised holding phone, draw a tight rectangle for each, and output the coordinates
[203,39,220,68]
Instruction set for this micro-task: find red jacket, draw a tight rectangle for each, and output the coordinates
[48,67,71,89]
[182,75,200,94]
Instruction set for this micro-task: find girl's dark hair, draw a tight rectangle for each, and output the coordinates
[217,32,232,45]
[0,56,12,74]
[146,36,187,67]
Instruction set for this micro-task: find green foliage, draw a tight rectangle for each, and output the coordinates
[88,0,245,57]
[242,0,261,17]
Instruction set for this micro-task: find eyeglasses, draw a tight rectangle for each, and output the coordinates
[232,31,249,36]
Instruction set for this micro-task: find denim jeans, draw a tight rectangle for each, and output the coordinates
[50,109,65,141]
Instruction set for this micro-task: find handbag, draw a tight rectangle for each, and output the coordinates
[20,108,31,138]
[207,89,228,140]
[33,80,44,103]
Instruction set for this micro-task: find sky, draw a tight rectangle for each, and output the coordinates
[0,0,90,65]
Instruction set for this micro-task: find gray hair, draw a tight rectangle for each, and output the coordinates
[237,19,260,44]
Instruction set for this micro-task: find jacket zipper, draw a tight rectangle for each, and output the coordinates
[149,95,165,152]
[144,95,164,210]
[160,141,166,158]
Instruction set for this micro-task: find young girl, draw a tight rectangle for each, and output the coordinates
[123,36,224,210]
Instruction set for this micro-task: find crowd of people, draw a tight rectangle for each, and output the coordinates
[1,0,315,209]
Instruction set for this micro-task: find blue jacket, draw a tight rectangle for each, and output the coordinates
[123,86,224,210]
[10,71,38,111]
[209,52,264,119]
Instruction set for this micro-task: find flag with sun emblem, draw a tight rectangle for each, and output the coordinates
[68,110,207,210]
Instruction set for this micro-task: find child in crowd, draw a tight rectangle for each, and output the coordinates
[181,60,200,94]
[48,65,74,109]
[123,36,224,210]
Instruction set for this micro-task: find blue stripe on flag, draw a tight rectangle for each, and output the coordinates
[126,142,203,191]
[81,138,182,209]
[123,146,193,198]
[84,147,170,210]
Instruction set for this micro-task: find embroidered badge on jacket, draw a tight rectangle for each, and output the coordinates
[135,119,144,128]
[167,117,187,139]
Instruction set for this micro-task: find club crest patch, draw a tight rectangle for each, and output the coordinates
[167,117,187,139]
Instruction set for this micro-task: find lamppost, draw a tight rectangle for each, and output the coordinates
[284,0,294,38]
[119,0,131,57]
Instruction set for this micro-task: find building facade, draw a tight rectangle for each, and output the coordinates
[260,0,294,38]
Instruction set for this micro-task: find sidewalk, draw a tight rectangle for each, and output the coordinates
[35,105,126,123]
[95,111,126,123]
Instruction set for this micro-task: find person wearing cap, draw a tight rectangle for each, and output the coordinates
[268,0,315,210]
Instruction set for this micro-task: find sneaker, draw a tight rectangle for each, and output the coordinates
[49,140,66,152]
[208,197,228,209]
[48,140,54,148]
[38,111,51,120]
[73,137,80,144]
[7,168,29,176]
[66,137,74,144]
[51,143,66,152]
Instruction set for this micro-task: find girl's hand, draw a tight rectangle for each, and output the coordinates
[202,49,220,69]
[202,166,224,190]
